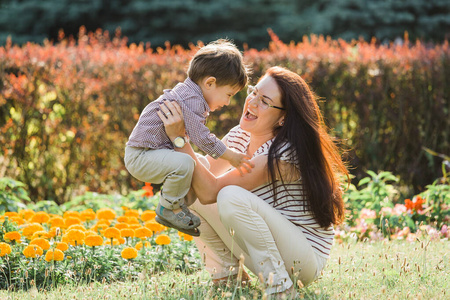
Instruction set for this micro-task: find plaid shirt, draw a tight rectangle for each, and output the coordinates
[126,78,227,159]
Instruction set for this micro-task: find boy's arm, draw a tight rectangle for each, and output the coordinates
[221,148,254,176]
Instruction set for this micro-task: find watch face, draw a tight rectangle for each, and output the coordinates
[174,137,185,148]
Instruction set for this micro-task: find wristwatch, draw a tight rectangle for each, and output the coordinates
[172,136,189,148]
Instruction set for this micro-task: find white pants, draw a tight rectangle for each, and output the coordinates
[191,185,327,294]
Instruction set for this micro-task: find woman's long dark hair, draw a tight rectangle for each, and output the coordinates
[265,67,348,228]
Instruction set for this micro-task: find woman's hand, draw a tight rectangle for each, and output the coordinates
[157,100,186,141]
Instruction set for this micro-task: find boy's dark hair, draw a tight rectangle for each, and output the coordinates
[187,39,250,89]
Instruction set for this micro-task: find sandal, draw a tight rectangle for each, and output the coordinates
[155,203,201,237]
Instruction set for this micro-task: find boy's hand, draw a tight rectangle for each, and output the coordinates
[222,148,254,176]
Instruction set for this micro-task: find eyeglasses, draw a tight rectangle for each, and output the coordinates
[247,85,285,110]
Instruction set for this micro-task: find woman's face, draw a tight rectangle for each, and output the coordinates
[239,75,285,138]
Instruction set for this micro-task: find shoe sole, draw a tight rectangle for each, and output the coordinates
[155,215,201,237]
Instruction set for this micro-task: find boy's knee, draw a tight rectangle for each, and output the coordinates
[175,154,195,176]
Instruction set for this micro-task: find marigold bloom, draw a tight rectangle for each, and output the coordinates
[117,216,129,223]
[23,245,43,258]
[47,227,60,239]
[4,231,21,243]
[104,227,121,239]
[178,232,194,241]
[49,217,65,228]
[124,209,140,218]
[30,211,50,224]
[145,220,165,233]
[84,230,98,237]
[155,234,171,245]
[142,183,154,197]
[67,224,86,231]
[31,231,50,240]
[135,241,151,250]
[0,242,12,256]
[121,247,138,259]
[118,237,126,244]
[30,238,51,251]
[4,212,19,218]
[64,216,82,227]
[45,249,64,262]
[141,210,156,222]
[126,217,140,225]
[63,211,81,219]
[80,209,96,221]
[97,208,116,220]
[104,239,120,246]
[129,224,141,230]
[55,242,69,252]
[22,223,44,237]
[85,235,104,247]
[120,228,135,238]
[64,229,85,245]
[115,223,129,229]
[9,216,25,225]
[19,209,35,220]
[135,227,153,239]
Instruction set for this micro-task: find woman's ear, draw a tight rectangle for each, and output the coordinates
[202,76,216,89]
[278,117,285,126]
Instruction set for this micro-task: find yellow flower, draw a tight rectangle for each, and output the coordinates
[31,231,50,240]
[9,216,25,226]
[49,217,65,228]
[120,228,135,238]
[141,210,156,222]
[96,208,116,220]
[22,223,44,238]
[144,220,165,233]
[19,209,35,220]
[23,245,43,258]
[115,223,129,230]
[3,212,19,218]
[63,229,85,246]
[124,209,140,218]
[30,212,50,224]
[126,217,140,225]
[178,231,194,241]
[135,241,151,250]
[45,249,64,262]
[4,231,21,243]
[128,224,141,230]
[0,242,12,256]
[135,227,153,239]
[155,234,171,245]
[103,227,121,239]
[55,242,69,252]
[64,217,82,227]
[84,230,98,237]
[121,247,138,259]
[67,224,86,231]
[63,211,81,219]
[117,216,129,223]
[80,209,96,221]
[30,238,51,251]
[85,235,104,247]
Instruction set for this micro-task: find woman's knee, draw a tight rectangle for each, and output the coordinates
[217,185,247,220]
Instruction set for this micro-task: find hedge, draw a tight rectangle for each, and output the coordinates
[1,29,449,202]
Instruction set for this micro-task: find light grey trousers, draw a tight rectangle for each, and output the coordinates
[190,185,327,294]
[124,146,195,210]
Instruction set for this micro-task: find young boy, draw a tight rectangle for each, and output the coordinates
[124,39,252,236]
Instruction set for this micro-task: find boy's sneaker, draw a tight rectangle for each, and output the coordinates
[155,203,201,236]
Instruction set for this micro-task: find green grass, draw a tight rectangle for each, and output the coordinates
[0,239,448,299]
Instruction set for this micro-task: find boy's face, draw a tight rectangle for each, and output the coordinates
[201,78,241,111]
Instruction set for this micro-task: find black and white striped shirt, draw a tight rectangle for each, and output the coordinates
[225,125,334,259]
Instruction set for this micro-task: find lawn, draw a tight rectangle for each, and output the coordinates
[0,238,447,300]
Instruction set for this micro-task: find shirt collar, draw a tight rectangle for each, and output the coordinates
[183,77,210,113]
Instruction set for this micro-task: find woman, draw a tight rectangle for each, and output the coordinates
[157,66,348,296]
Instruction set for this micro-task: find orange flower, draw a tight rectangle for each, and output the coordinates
[80,209,96,221]
[142,183,154,197]
[104,239,120,246]
[85,235,104,247]
[45,249,64,262]
[124,209,140,218]
[97,208,116,220]
[145,220,165,233]
[0,242,12,256]
[117,216,129,223]
[405,196,425,212]
[19,209,35,220]
[63,229,85,246]
[155,234,171,245]
[64,217,82,227]
[121,247,138,259]
[31,231,50,240]
[141,210,156,222]
[135,227,153,239]
[126,217,140,225]
[104,227,121,239]
[4,231,21,243]
[30,238,51,251]
[23,245,43,258]
[135,241,151,250]
[22,223,44,238]
[49,217,65,228]
[178,231,194,241]
[63,211,81,219]
[67,224,86,231]
[120,228,135,238]
[3,212,19,218]
[9,216,25,226]
[115,223,129,230]
[55,242,69,252]
[47,227,60,239]
[128,224,141,230]
[30,212,50,224]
